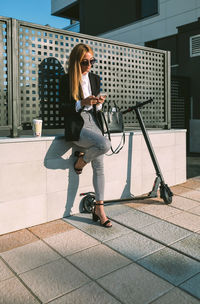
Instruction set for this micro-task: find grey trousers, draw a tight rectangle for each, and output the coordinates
[73,111,111,201]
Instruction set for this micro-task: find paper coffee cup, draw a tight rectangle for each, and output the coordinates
[32,119,42,137]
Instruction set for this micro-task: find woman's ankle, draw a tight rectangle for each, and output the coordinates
[95,201,104,209]
[95,202,106,215]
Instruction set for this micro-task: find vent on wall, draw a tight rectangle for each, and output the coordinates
[190,34,200,57]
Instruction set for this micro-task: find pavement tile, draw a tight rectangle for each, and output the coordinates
[105,231,164,261]
[104,203,133,217]
[171,185,190,194]
[126,197,164,211]
[49,282,121,304]
[139,220,192,245]
[169,195,200,211]
[188,205,200,215]
[19,258,90,303]
[165,211,200,232]
[180,273,200,299]
[67,244,131,279]
[44,229,99,256]
[181,178,200,191]
[64,213,131,242]
[0,258,14,281]
[0,240,60,274]
[171,233,200,261]
[28,219,74,239]
[0,277,39,304]
[97,263,173,304]
[171,186,200,202]
[137,247,200,286]
[151,287,200,304]
[110,209,162,230]
[130,203,182,220]
[0,229,38,253]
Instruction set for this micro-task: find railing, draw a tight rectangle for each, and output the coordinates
[0,16,171,137]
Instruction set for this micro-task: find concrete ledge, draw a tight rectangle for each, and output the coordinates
[0,129,186,235]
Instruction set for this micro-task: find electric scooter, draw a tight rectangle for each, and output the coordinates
[80,98,173,213]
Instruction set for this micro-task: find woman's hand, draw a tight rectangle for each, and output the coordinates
[97,95,106,105]
[81,95,98,107]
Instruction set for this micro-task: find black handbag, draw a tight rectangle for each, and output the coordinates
[101,101,125,155]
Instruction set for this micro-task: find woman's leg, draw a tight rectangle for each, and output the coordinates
[91,155,112,227]
[73,113,112,227]
[73,128,111,163]
[73,126,111,174]
[91,154,104,201]
[94,200,112,227]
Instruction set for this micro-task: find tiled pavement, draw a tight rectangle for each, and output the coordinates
[0,178,200,303]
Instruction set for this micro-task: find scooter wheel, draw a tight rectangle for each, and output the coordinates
[82,194,96,213]
[160,184,173,204]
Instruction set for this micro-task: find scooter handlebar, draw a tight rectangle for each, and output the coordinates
[122,98,153,114]
[136,98,153,108]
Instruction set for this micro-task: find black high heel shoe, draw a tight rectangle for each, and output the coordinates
[74,151,85,175]
[92,203,112,228]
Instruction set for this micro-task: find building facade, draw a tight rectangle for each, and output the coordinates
[51,0,200,153]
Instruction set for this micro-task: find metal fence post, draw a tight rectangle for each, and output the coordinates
[165,50,171,129]
[10,18,21,137]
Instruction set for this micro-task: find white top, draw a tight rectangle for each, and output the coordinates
[75,73,102,112]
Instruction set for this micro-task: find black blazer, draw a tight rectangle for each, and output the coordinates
[59,72,102,141]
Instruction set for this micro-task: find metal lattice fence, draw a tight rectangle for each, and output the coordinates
[0,17,171,137]
[0,19,9,128]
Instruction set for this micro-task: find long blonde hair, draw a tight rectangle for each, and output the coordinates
[68,43,94,101]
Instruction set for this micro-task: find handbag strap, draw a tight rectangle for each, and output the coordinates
[104,100,119,113]
[101,111,125,156]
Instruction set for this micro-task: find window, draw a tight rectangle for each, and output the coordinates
[190,34,200,57]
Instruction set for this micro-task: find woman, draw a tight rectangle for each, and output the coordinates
[59,43,112,228]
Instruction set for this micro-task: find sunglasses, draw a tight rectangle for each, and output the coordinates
[80,58,96,66]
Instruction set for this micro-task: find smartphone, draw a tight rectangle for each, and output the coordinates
[98,93,107,98]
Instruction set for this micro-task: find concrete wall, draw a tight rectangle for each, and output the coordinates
[100,0,200,46]
[0,129,186,235]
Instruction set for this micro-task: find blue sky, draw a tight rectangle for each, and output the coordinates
[0,0,70,29]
